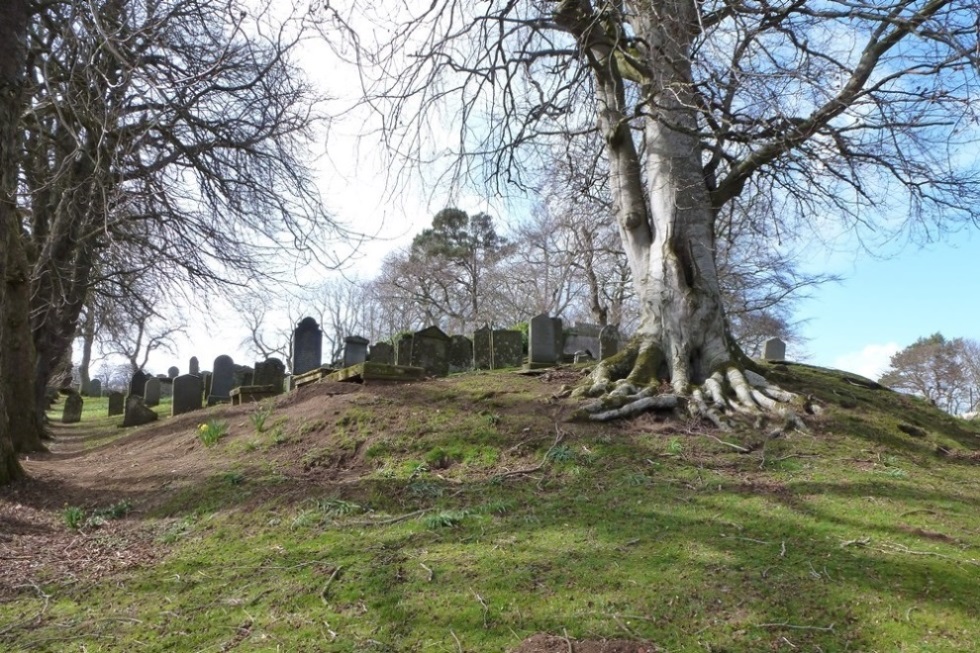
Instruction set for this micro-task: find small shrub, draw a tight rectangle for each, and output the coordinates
[63,505,85,530]
[198,419,229,447]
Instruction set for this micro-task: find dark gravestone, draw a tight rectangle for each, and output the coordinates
[88,379,102,397]
[168,366,179,379]
[552,316,565,362]
[144,377,162,407]
[209,355,234,404]
[253,358,286,390]
[189,356,200,375]
[528,313,557,366]
[763,337,786,361]
[411,326,451,377]
[62,392,83,424]
[172,374,203,416]
[599,324,619,360]
[107,391,125,416]
[123,395,158,427]
[202,371,213,402]
[368,342,394,365]
[395,333,413,367]
[343,335,370,368]
[473,324,492,370]
[492,330,524,369]
[292,317,323,374]
[448,335,473,373]
[129,370,148,398]
[231,365,254,390]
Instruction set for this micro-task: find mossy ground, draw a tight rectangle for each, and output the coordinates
[2,366,980,652]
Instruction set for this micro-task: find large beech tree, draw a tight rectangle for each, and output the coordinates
[320,0,980,424]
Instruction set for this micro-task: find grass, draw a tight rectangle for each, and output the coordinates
[8,364,980,652]
[197,419,229,447]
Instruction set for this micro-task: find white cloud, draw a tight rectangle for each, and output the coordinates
[832,343,900,381]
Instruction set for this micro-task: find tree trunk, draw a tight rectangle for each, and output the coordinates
[79,307,95,393]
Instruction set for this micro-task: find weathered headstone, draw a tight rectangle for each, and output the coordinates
[368,342,394,365]
[253,358,286,389]
[551,316,565,361]
[123,395,158,427]
[189,356,200,375]
[172,374,203,416]
[129,370,148,398]
[62,392,83,424]
[231,365,254,389]
[529,313,557,367]
[88,379,102,397]
[473,324,492,370]
[168,366,179,379]
[209,355,234,404]
[574,351,594,364]
[411,326,451,377]
[564,322,601,358]
[343,335,370,368]
[292,317,323,374]
[763,337,786,361]
[201,371,213,402]
[448,335,473,373]
[107,391,124,416]
[491,329,524,368]
[144,377,162,407]
[599,325,619,360]
[395,333,413,367]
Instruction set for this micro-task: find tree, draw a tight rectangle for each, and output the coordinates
[320,1,979,424]
[879,334,976,415]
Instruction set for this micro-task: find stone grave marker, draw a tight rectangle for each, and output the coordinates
[62,392,83,424]
[129,370,148,398]
[529,313,557,367]
[368,342,394,365]
[88,379,102,397]
[292,317,323,374]
[107,391,124,416]
[473,324,492,369]
[168,366,179,379]
[564,322,601,359]
[411,326,451,377]
[492,329,524,368]
[343,335,370,368]
[144,377,162,407]
[123,395,158,427]
[763,337,786,361]
[232,365,254,389]
[448,335,473,373]
[202,371,213,401]
[395,333,413,367]
[172,374,203,416]
[253,358,286,390]
[189,356,200,375]
[551,316,565,361]
[599,325,619,360]
[209,355,234,404]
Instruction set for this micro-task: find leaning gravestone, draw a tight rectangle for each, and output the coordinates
[144,377,162,407]
[492,329,524,368]
[763,337,786,361]
[473,324,492,370]
[411,326,451,377]
[129,370,148,398]
[529,313,557,367]
[107,391,124,416]
[62,392,83,424]
[343,335,370,368]
[292,317,323,374]
[448,335,473,373]
[253,358,286,389]
[172,374,203,416]
[599,325,619,360]
[189,356,200,375]
[368,342,394,365]
[395,333,414,367]
[122,395,158,427]
[168,366,179,379]
[88,379,102,397]
[209,355,235,404]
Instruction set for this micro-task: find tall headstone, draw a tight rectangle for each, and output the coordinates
[201,371,213,402]
[528,313,557,367]
[491,329,524,369]
[172,374,204,416]
[144,377,162,407]
[368,342,394,365]
[253,358,286,389]
[107,391,125,416]
[395,333,414,367]
[189,356,200,375]
[88,379,102,398]
[411,326,451,377]
[123,395,158,427]
[129,370,148,398]
[448,335,473,373]
[343,335,370,368]
[168,366,179,379]
[62,392,83,424]
[599,325,619,360]
[473,324,492,370]
[209,355,234,404]
[292,317,323,374]
[551,316,565,362]
[763,337,786,361]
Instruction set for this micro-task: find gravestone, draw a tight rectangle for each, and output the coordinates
[202,371,213,402]
[473,324,492,370]
[232,365,254,389]
[343,335,370,368]
[88,379,102,397]
[189,356,200,375]
[107,391,125,416]
[253,358,286,389]
[529,313,557,367]
[368,342,394,365]
[129,370,148,398]
[410,326,451,377]
[172,374,203,416]
[574,351,594,364]
[283,375,292,392]
[168,366,179,379]
[763,337,786,361]
[209,355,234,404]
[599,325,619,360]
[491,329,524,368]
[564,322,601,358]
[395,333,413,367]
[144,377,162,407]
[551,316,565,361]
[448,335,473,373]
[123,395,158,427]
[292,317,323,374]
[62,392,83,424]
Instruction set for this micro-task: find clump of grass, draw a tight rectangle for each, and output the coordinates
[250,404,273,433]
[546,444,576,463]
[63,505,85,530]
[316,498,364,517]
[222,471,245,486]
[665,437,683,455]
[423,510,470,529]
[63,500,132,530]
[198,419,229,447]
